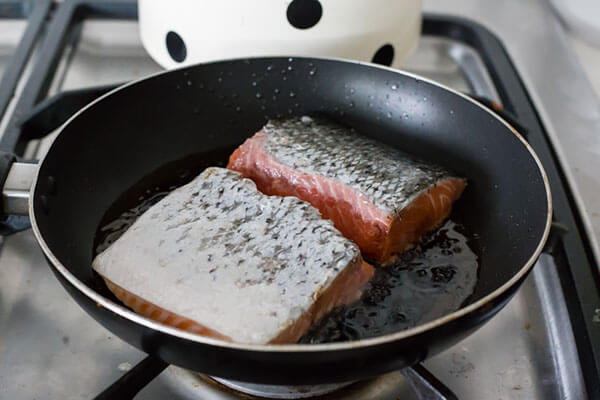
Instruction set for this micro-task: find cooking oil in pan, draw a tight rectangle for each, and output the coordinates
[300,221,479,343]
[94,150,479,343]
[94,147,236,254]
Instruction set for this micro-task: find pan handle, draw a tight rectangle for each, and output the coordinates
[1,159,37,217]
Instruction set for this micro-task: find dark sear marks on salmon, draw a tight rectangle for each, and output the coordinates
[228,116,467,265]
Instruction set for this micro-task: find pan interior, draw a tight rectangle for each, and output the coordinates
[91,144,480,342]
[32,57,549,342]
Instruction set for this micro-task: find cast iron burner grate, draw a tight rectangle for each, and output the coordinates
[0,0,52,124]
[0,1,598,399]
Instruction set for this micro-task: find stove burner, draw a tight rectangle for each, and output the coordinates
[0,1,594,398]
[210,377,353,399]
[94,358,458,400]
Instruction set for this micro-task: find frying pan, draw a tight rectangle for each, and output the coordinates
[0,57,551,385]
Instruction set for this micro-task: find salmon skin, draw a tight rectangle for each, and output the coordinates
[93,167,373,344]
[228,116,466,265]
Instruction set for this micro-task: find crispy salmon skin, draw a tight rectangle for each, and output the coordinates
[92,167,373,344]
[228,116,466,264]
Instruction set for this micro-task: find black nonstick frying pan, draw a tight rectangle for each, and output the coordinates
[0,57,551,386]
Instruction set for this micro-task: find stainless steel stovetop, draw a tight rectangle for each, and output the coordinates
[0,1,598,399]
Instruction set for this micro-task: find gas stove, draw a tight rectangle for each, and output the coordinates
[0,1,599,399]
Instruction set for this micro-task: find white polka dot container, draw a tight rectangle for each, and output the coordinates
[138,0,422,69]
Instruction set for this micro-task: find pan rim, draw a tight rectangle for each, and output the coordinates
[29,56,553,353]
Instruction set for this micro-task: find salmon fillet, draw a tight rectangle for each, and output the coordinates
[228,117,466,265]
[92,167,373,344]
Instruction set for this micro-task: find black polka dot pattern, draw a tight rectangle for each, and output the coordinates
[166,31,187,63]
[287,0,322,29]
[372,44,395,66]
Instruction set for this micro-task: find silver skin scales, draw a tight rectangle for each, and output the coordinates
[264,116,452,215]
[92,167,361,344]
